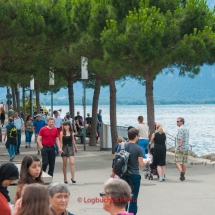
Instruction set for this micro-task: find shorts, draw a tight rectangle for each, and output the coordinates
[174,151,188,165]
[61,145,74,157]
[35,134,38,143]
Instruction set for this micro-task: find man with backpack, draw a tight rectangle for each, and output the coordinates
[3,117,17,161]
[13,112,25,155]
[111,128,145,215]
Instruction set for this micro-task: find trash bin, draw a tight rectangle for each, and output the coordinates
[100,123,112,151]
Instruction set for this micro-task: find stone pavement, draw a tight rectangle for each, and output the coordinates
[0,127,215,215]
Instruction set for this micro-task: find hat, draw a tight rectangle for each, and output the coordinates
[36,114,41,117]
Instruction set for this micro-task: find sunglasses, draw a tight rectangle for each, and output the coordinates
[99,192,106,197]
[177,121,181,123]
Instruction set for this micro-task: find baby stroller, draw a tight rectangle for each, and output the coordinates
[144,147,159,180]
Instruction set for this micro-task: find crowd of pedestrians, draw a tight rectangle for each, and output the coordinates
[0,108,190,215]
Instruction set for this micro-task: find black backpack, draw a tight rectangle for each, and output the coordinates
[9,124,17,138]
[113,142,130,177]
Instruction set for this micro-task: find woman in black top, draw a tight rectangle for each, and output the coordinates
[150,123,166,182]
[60,122,78,184]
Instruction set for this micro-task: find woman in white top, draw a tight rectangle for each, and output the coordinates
[135,116,150,159]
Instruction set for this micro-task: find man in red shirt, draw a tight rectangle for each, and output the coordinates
[37,117,62,177]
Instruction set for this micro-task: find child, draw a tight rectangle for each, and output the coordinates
[114,136,124,156]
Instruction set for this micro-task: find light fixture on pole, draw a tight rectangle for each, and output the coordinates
[30,76,34,119]
[81,56,88,151]
[49,68,54,116]
[17,84,21,116]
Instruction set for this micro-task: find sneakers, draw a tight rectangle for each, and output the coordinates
[25,145,28,148]
[37,151,40,155]
[9,155,15,161]
[180,171,185,181]
[159,177,163,182]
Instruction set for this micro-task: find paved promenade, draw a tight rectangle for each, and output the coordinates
[0,128,215,215]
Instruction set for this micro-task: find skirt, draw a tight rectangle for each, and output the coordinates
[153,145,166,166]
[61,145,74,157]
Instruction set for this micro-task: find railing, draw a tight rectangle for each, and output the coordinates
[166,132,192,151]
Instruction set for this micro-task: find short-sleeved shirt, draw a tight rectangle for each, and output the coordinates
[117,142,143,175]
[54,117,62,128]
[97,114,102,123]
[13,117,24,130]
[33,120,46,134]
[25,121,33,132]
[38,126,59,146]
[135,124,149,139]
[8,109,14,118]
[0,193,11,215]
[177,125,189,152]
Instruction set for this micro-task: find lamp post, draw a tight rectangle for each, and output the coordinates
[49,69,54,116]
[17,84,20,116]
[81,57,88,151]
[30,76,34,119]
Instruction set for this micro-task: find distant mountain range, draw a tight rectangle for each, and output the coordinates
[1,64,215,105]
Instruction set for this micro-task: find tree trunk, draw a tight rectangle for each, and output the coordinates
[22,87,26,121]
[89,76,101,146]
[36,83,40,114]
[145,71,155,138]
[108,76,118,154]
[12,87,17,111]
[68,71,75,118]
[15,87,20,116]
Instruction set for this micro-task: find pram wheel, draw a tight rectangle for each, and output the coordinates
[144,174,148,179]
[149,175,153,180]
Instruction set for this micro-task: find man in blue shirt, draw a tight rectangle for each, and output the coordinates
[33,114,46,155]
[3,117,17,161]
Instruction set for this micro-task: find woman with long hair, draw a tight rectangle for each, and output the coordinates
[14,155,43,202]
[60,121,78,184]
[25,115,34,148]
[150,123,167,182]
[0,163,19,215]
[18,184,52,215]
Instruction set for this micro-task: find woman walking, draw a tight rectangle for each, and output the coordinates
[150,123,167,182]
[25,115,34,148]
[60,121,78,184]
[0,163,19,215]
[135,116,150,158]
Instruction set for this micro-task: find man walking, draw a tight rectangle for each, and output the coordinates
[13,112,25,155]
[8,106,14,118]
[33,114,46,155]
[111,128,144,215]
[174,117,189,181]
[53,110,63,155]
[42,111,49,125]
[37,117,62,177]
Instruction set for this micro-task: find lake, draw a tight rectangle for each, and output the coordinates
[46,104,214,156]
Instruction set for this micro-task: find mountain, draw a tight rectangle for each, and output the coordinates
[1,64,215,105]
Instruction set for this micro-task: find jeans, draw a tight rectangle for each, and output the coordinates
[25,131,33,144]
[122,174,141,215]
[41,146,56,177]
[138,139,149,158]
[55,143,59,154]
[16,130,22,153]
[8,144,15,157]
